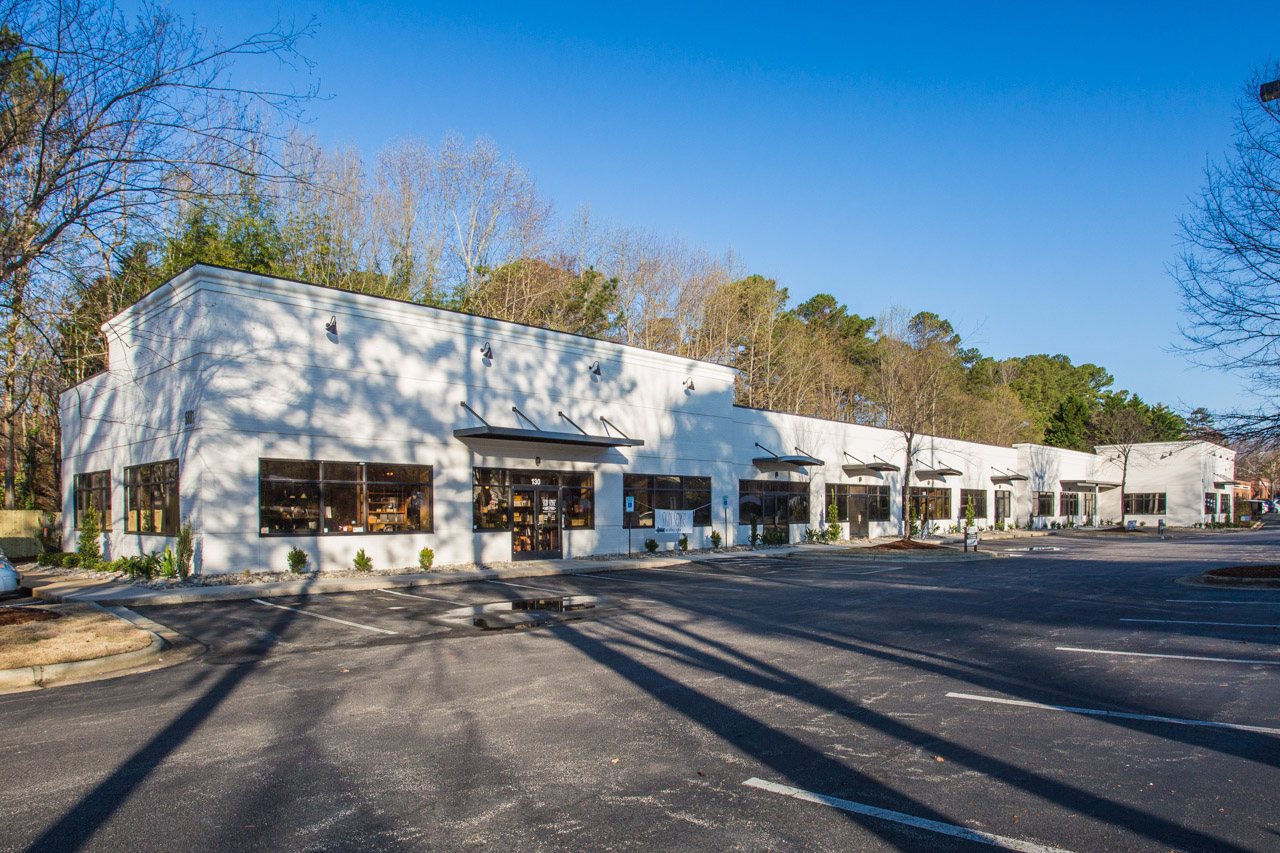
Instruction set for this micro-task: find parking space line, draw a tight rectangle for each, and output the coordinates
[250,599,400,635]
[946,692,1280,736]
[742,777,1074,853]
[485,579,566,595]
[1165,599,1278,604]
[823,566,905,575]
[1055,646,1280,665]
[647,566,743,577]
[1121,618,1280,628]
[378,588,463,605]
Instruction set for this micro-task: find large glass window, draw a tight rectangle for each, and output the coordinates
[472,468,594,530]
[1123,493,1167,515]
[1060,492,1080,516]
[739,480,809,528]
[260,459,433,536]
[958,489,987,521]
[73,471,112,530]
[624,474,711,528]
[1034,491,1055,517]
[1205,492,1218,515]
[826,484,891,522]
[125,460,179,536]
[907,487,951,522]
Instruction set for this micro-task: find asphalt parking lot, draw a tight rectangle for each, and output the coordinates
[2,527,1279,852]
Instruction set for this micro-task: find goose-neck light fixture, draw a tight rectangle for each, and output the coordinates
[479,341,493,359]
[324,315,337,334]
[588,361,601,376]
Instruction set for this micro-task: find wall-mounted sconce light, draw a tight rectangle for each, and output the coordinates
[479,341,493,359]
[535,456,542,466]
[325,315,338,334]
[683,377,695,390]
[588,361,601,376]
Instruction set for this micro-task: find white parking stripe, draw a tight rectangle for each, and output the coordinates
[1165,599,1278,604]
[824,566,905,575]
[946,692,1280,736]
[646,566,733,577]
[485,579,565,595]
[378,588,463,605]
[251,599,399,635]
[742,777,1074,853]
[1121,618,1280,628]
[1056,646,1280,665]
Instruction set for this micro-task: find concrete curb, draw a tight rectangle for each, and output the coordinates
[20,542,991,606]
[0,630,168,692]
[21,548,808,607]
[1175,574,1280,589]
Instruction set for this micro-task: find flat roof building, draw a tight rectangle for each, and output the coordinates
[60,266,1237,574]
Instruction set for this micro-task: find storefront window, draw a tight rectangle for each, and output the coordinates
[739,480,809,529]
[73,471,112,530]
[259,459,433,536]
[125,460,179,536]
[624,474,711,528]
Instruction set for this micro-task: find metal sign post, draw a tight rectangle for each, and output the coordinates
[626,495,634,555]
[723,495,729,545]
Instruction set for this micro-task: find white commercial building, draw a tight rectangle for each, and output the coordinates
[60,266,1237,574]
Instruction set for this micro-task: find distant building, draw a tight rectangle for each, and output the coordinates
[60,266,1238,573]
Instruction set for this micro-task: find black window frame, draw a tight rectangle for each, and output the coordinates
[1205,492,1218,514]
[125,459,180,536]
[624,474,711,529]
[1034,491,1055,517]
[958,489,987,522]
[739,479,810,529]
[259,459,434,536]
[1122,492,1167,515]
[73,470,112,531]
[826,484,891,522]
[1059,491,1080,516]
[472,468,594,532]
[907,487,951,523]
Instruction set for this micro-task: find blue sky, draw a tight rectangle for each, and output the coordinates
[185,1,1278,413]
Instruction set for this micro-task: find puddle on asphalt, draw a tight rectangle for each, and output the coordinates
[437,595,616,631]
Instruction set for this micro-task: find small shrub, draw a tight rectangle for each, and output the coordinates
[908,507,920,539]
[825,502,840,542]
[287,546,309,573]
[803,527,820,543]
[62,553,81,568]
[709,530,722,549]
[677,534,688,552]
[353,549,373,572]
[76,506,103,571]
[995,520,1005,531]
[749,519,760,547]
[106,557,130,574]
[176,520,194,579]
[644,538,659,553]
[963,499,976,531]
[418,546,434,570]
[158,546,179,579]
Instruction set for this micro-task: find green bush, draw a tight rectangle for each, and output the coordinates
[176,520,194,579]
[287,546,309,573]
[418,546,434,570]
[825,502,840,541]
[158,546,179,579]
[353,549,372,572]
[644,538,659,553]
[709,530,722,549]
[62,553,81,568]
[677,534,688,552]
[76,506,103,571]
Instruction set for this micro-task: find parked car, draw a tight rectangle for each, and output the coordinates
[0,549,20,593]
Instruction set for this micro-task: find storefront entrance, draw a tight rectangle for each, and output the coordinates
[849,493,870,538]
[512,484,562,560]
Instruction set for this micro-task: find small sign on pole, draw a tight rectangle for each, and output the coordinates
[964,528,979,552]
[625,496,635,513]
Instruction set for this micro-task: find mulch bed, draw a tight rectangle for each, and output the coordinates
[1206,565,1280,579]
[0,608,60,626]
[868,539,946,551]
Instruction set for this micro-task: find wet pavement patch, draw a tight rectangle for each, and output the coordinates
[438,595,615,631]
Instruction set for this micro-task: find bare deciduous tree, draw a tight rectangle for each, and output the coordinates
[1175,63,1280,445]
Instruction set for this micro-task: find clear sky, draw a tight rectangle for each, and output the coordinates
[181,0,1278,413]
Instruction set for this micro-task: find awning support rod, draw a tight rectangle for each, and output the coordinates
[599,417,632,439]
[512,406,542,430]
[460,401,490,426]
[755,442,779,458]
[557,411,589,436]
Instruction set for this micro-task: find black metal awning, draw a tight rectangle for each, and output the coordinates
[1061,478,1121,490]
[453,426,644,448]
[916,466,963,479]
[991,471,1028,483]
[842,462,899,475]
[753,454,824,468]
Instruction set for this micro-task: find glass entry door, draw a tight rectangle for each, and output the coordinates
[995,491,1011,524]
[849,493,870,538]
[1082,492,1097,526]
[512,486,562,560]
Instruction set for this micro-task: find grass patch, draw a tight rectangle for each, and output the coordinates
[1206,565,1280,579]
[0,604,152,669]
